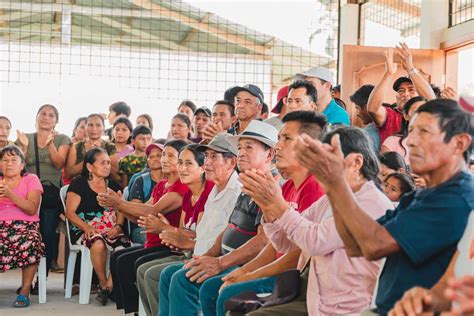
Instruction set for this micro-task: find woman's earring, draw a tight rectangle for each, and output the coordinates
[88,172,93,180]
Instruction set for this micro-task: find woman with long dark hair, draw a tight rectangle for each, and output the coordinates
[16,104,71,274]
[381,96,426,163]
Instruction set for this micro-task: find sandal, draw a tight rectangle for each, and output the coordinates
[13,294,30,308]
[95,288,110,306]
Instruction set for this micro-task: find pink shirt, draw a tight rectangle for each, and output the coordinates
[0,174,43,222]
[382,135,410,164]
[263,181,393,316]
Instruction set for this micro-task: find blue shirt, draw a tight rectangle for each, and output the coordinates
[364,123,381,152]
[375,171,474,315]
[322,99,350,125]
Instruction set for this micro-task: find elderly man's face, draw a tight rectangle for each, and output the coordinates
[234,91,261,122]
[407,112,455,175]
[237,138,271,173]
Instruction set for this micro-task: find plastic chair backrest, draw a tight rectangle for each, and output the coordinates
[122,186,129,201]
[60,185,74,247]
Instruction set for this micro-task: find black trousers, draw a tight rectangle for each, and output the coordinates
[39,206,62,273]
[110,245,170,313]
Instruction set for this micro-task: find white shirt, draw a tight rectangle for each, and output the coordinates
[194,171,242,255]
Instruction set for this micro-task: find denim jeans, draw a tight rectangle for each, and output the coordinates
[214,276,276,316]
[158,262,237,316]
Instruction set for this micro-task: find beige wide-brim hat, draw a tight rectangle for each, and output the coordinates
[226,120,278,149]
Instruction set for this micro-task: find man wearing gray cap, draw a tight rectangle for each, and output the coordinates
[225,84,265,134]
[295,66,350,125]
[136,133,241,316]
[158,120,277,316]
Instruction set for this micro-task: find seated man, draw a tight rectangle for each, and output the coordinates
[136,133,241,316]
[389,210,473,316]
[293,98,473,315]
[239,126,394,315]
[214,111,327,316]
[158,120,277,315]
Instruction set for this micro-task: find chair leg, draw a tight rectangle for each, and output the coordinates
[38,257,47,304]
[65,251,78,299]
[79,247,93,304]
[138,296,146,316]
[105,250,111,277]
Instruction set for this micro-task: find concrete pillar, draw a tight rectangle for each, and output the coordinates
[420,0,449,49]
[338,3,359,83]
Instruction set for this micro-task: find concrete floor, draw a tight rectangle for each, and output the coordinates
[0,270,122,316]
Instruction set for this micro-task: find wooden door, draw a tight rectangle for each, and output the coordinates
[341,45,445,126]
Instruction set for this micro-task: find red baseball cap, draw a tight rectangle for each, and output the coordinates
[271,85,289,114]
[145,143,164,156]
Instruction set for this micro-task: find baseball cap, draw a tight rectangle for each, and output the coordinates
[194,106,212,117]
[225,84,264,104]
[196,133,238,156]
[226,120,278,149]
[271,85,289,114]
[295,66,335,86]
[145,143,164,156]
[393,77,413,91]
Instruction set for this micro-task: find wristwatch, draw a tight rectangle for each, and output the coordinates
[408,67,418,76]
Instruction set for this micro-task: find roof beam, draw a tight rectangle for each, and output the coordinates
[89,15,188,51]
[179,12,212,46]
[370,0,420,16]
[130,0,268,55]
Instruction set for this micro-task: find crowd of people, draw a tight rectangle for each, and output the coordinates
[0,44,473,316]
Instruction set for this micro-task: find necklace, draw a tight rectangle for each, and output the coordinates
[191,184,205,205]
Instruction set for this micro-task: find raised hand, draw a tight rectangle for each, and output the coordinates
[239,168,287,222]
[137,213,170,235]
[384,48,398,75]
[46,130,58,146]
[440,87,458,101]
[395,42,414,73]
[16,130,29,149]
[97,188,122,209]
[294,133,346,189]
[201,121,225,141]
[0,179,12,198]
[159,227,191,250]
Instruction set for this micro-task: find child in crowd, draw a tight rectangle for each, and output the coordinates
[118,125,153,188]
[383,172,416,204]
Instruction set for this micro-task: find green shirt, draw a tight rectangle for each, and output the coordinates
[22,133,71,187]
[118,154,147,179]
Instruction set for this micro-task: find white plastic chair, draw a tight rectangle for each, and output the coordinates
[61,184,110,304]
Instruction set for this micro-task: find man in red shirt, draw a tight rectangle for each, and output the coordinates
[367,43,435,144]
[213,110,328,316]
